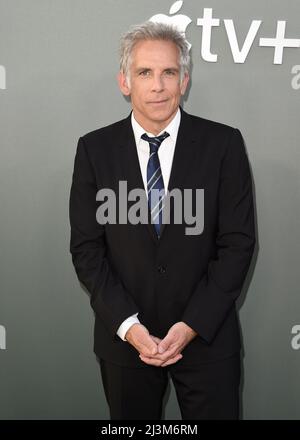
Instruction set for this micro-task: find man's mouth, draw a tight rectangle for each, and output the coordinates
[148,99,168,104]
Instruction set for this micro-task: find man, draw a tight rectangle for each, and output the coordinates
[69,21,256,420]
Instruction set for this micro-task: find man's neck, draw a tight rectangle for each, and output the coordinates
[132,109,179,135]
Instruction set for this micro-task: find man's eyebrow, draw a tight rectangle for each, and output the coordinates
[134,66,179,72]
[135,67,152,72]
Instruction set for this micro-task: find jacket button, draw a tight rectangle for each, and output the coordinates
[158,265,166,274]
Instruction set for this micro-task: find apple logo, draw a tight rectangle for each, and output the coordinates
[149,1,192,50]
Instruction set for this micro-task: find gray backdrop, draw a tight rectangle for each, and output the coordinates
[0,0,299,419]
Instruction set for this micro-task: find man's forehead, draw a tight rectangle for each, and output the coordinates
[130,40,180,66]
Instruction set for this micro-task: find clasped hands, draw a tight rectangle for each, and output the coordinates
[125,322,197,367]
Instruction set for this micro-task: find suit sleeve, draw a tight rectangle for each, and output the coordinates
[181,128,256,344]
[69,137,139,339]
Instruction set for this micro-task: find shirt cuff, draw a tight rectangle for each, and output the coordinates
[116,313,140,341]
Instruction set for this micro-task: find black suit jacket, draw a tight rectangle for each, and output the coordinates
[69,108,256,367]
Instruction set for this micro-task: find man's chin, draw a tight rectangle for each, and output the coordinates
[145,107,176,123]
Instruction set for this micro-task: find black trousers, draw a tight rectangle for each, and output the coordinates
[99,353,241,420]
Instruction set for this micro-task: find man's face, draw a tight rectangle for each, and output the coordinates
[118,39,189,134]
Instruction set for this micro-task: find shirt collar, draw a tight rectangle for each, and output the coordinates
[131,107,181,147]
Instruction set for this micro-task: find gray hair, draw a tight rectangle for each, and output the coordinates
[119,21,190,85]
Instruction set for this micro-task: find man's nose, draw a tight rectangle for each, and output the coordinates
[151,74,164,92]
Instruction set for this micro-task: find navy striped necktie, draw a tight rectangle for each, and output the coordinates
[141,131,170,238]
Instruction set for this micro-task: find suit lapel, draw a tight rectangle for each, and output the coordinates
[159,109,197,238]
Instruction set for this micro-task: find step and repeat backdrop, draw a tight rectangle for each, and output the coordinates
[0,0,299,419]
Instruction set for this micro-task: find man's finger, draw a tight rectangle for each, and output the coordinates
[139,348,181,363]
[160,354,183,367]
[139,354,165,367]
[142,346,179,362]
[158,334,176,353]
[139,353,183,367]
[140,339,158,356]
[149,335,162,344]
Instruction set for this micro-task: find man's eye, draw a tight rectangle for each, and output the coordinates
[140,70,150,76]
[165,70,176,76]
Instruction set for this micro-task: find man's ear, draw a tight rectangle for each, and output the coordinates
[117,71,131,96]
[180,72,190,96]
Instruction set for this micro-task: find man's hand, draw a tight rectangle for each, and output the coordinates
[148,335,183,367]
[125,323,159,357]
[139,322,197,367]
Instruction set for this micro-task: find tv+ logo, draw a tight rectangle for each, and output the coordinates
[150,1,300,88]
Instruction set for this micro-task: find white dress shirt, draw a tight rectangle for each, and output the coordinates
[116,108,181,341]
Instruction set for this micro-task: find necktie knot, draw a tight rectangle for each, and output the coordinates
[141,131,170,153]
